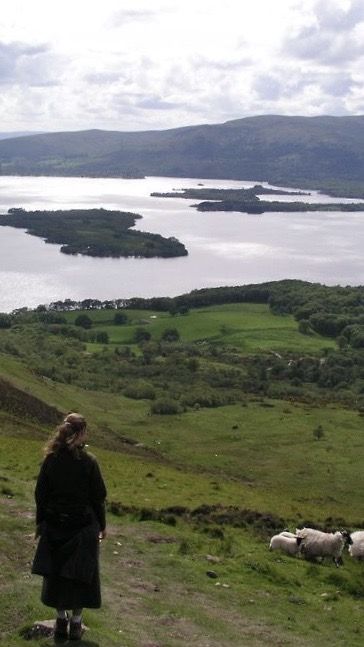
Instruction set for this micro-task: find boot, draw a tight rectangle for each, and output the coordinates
[69,618,83,640]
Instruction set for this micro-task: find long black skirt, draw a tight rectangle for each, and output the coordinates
[33,515,101,609]
[41,568,101,609]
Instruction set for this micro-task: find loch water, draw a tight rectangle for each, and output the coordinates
[0,175,363,311]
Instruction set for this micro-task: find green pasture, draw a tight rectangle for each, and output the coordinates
[0,298,363,646]
[2,443,364,646]
[64,303,336,353]
[2,496,364,647]
[129,402,364,522]
[1,352,363,523]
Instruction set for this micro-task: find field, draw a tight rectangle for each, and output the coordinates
[64,303,337,354]
[0,299,363,646]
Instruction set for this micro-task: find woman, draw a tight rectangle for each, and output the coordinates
[32,412,107,640]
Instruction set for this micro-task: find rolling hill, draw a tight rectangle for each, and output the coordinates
[1,115,364,196]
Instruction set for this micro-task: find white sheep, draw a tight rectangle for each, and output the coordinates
[296,527,352,566]
[269,532,303,556]
[348,531,364,560]
[279,531,298,538]
[296,527,323,540]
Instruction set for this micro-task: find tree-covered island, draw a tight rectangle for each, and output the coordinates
[0,208,188,258]
[152,185,364,215]
[151,184,309,200]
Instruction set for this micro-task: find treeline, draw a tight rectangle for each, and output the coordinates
[267,282,364,348]
[6,280,363,349]
[0,162,144,179]
[43,282,272,313]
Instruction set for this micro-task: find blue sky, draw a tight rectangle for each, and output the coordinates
[1,0,364,132]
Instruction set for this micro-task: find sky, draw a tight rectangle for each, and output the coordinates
[1,0,364,133]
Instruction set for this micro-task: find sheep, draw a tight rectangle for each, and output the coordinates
[269,532,303,556]
[296,527,352,566]
[279,531,298,539]
[296,527,324,540]
[348,531,364,560]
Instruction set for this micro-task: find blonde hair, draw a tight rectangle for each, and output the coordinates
[44,412,87,457]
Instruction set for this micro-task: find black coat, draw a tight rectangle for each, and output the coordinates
[32,448,107,609]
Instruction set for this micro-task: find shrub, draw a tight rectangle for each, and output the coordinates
[115,345,132,357]
[186,358,199,372]
[313,424,325,440]
[151,398,181,415]
[181,387,226,408]
[38,312,67,324]
[123,381,156,400]
[47,324,86,340]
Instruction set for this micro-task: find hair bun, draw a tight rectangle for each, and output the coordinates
[64,413,87,432]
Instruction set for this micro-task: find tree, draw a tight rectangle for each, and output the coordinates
[161,328,180,342]
[95,331,109,344]
[0,314,12,329]
[134,328,151,343]
[114,312,128,325]
[74,314,93,329]
[177,305,190,315]
[298,319,312,335]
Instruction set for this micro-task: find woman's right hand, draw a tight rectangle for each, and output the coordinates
[34,524,42,539]
[99,529,107,541]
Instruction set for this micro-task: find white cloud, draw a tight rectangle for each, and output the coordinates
[0,0,363,131]
[284,0,364,64]
[0,41,62,86]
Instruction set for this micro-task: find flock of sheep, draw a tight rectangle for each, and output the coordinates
[269,528,364,566]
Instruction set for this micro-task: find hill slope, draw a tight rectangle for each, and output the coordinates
[1,290,364,645]
[1,115,364,195]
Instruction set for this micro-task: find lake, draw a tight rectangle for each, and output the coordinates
[0,175,363,312]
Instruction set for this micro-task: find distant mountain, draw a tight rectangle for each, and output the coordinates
[0,131,44,140]
[1,115,364,196]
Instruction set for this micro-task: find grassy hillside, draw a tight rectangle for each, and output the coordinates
[1,115,364,196]
[1,293,364,645]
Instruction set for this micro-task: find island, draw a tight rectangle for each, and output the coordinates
[0,208,188,258]
[151,185,364,214]
[151,184,310,200]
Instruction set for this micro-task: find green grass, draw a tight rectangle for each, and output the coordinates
[65,303,336,354]
[0,302,363,646]
[1,351,362,522]
[2,498,364,647]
